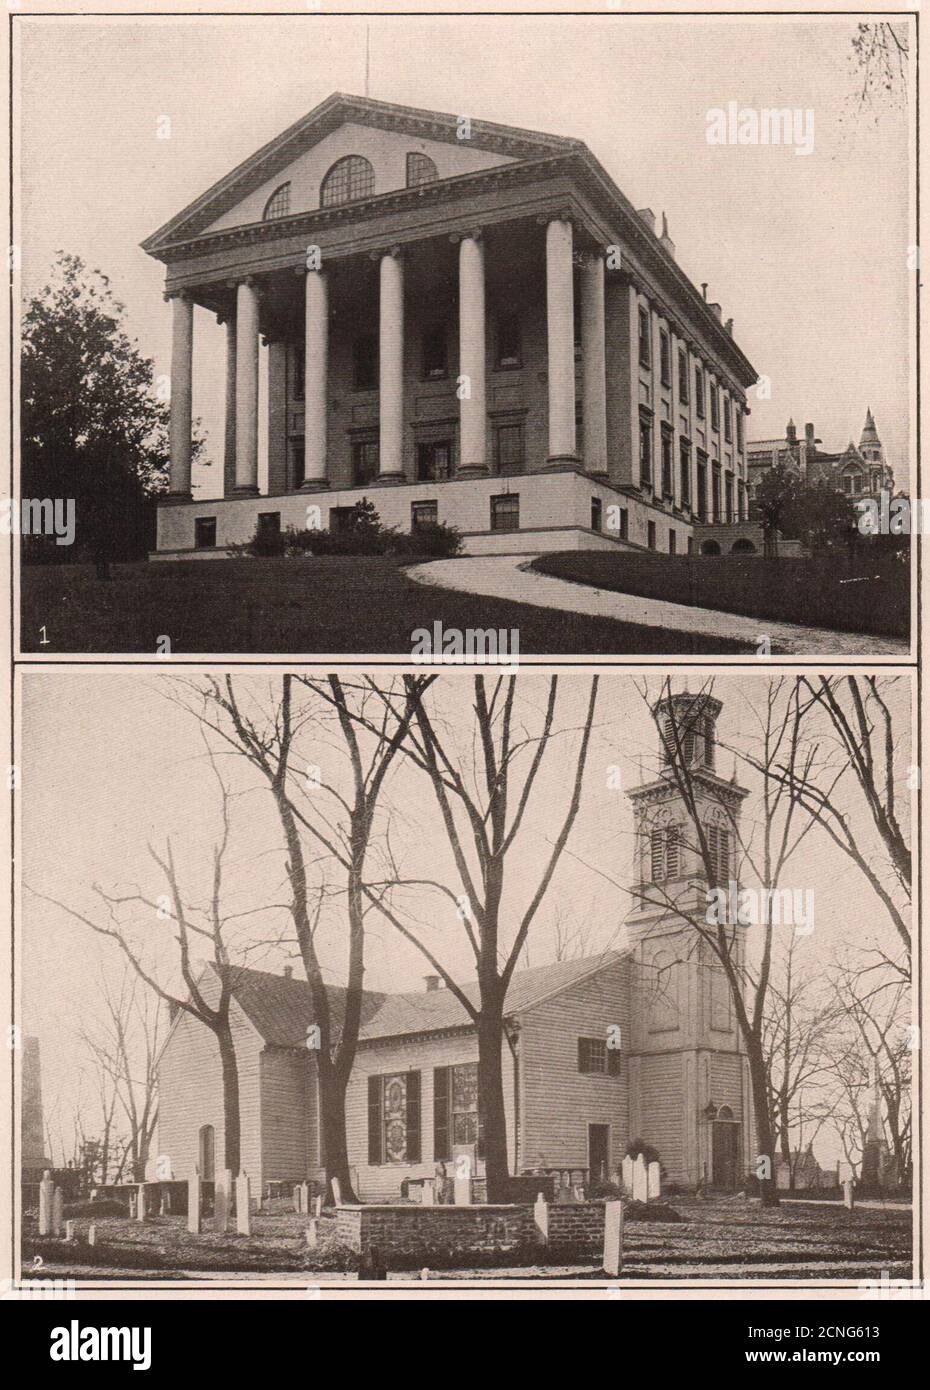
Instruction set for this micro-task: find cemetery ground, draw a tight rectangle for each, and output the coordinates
[530,550,909,640]
[22,1197,911,1283]
[20,556,754,655]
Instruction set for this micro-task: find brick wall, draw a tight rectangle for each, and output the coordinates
[335,1200,607,1255]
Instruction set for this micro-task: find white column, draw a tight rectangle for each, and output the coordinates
[378,248,405,481]
[458,231,487,476]
[581,252,607,475]
[222,314,236,498]
[545,218,577,463]
[234,278,260,493]
[168,292,193,496]
[302,269,329,489]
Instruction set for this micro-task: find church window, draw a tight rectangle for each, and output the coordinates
[367,1071,421,1165]
[650,822,681,881]
[406,152,438,187]
[321,155,375,207]
[263,182,291,220]
[578,1037,622,1076]
[433,1063,482,1162]
[705,823,731,881]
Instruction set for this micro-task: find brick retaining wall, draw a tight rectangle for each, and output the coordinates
[336,1200,607,1256]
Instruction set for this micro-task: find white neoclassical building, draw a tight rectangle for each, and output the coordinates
[144,93,758,558]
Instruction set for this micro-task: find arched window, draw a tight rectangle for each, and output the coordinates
[407,152,438,187]
[701,539,721,556]
[731,538,756,554]
[263,182,291,221]
[717,1104,734,1121]
[320,155,374,207]
[648,809,681,882]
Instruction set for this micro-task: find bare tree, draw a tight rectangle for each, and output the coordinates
[850,22,910,114]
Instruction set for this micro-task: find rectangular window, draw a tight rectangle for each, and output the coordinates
[661,429,673,498]
[433,1063,482,1162]
[352,438,379,486]
[617,507,629,541]
[638,306,651,367]
[647,519,656,551]
[411,500,438,530]
[679,439,691,506]
[353,335,378,391]
[659,329,671,387]
[257,512,280,538]
[194,517,216,549]
[290,438,305,489]
[736,408,744,450]
[416,440,451,482]
[695,367,705,419]
[591,496,602,532]
[496,422,525,472]
[678,347,689,403]
[696,452,708,521]
[291,346,305,401]
[491,493,519,532]
[496,314,521,369]
[639,417,652,488]
[725,473,734,523]
[712,462,722,522]
[710,384,720,431]
[577,1038,620,1076]
[724,395,732,442]
[422,324,447,380]
[669,528,676,554]
[367,1072,421,1165]
[330,506,356,534]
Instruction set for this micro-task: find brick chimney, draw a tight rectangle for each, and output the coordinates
[423,974,441,992]
[636,207,656,233]
[805,423,816,449]
[709,302,722,321]
[660,211,676,259]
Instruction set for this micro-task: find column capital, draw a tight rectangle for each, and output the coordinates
[370,244,403,262]
[449,227,483,245]
[163,288,192,304]
[537,208,574,228]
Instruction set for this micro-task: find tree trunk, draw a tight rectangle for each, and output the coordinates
[477,1009,511,1202]
[317,1054,358,1203]
[747,1044,779,1206]
[217,1029,241,1178]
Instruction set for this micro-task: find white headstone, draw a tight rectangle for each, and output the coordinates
[633,1154,649,1203]
[64,1220,75,1242]
[533,1194,549,1244]
[621,1156,634,1195]
[313,1194,323,1217]
[647,1160,661,1201]
[602,1200,624,1277]
[187,1176,202,1234]
[38,1172,54,1236]
[305,1219,318,1250]
[330,1176,342,1207]
[843,1178,855,1210]
[87,1224,96,1246]
[136,1183,147,1221]
[292,1184,301,1213]
[236,1175,251,1235]
[453,1176,471,1205]
[51,1186,64,1236]
[214,1170,231,1232]
[420,1179,435,1207]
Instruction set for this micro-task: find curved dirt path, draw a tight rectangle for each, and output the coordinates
[406,555,909,657]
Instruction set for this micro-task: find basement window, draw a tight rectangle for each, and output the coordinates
[194,517,216,549]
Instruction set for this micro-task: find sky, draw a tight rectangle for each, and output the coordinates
[19,669,912,1168]
[16,12,914,497]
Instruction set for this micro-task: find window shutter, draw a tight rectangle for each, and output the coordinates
[719,829,730,880]
[577,1037,588,1073]
[666,826,680,879]
[705,825,718,880]
[367,1075,382,1166]
[607,1047,622,1077]
[405,1071,421,1163]
[651,830,664,882]
[433,1066,450,1162]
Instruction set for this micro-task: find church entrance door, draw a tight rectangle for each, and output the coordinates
[711,1119,740,1190]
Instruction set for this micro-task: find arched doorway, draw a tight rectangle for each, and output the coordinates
[731,538,756,554]
[198,1124,215,1182]
[701,540,721,556]
[711,1105,740,1190]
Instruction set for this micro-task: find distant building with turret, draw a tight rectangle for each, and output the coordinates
[747,410,894,507]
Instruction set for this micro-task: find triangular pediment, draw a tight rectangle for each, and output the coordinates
[142,92,579,253]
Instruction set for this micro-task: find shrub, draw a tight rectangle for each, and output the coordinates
[625,1138,661,1166]
[394,522,464,561]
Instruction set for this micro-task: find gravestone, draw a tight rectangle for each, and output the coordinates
[305,1219,318,1251]
[453,1174,471,1205]
[64,1220,75,1242]
[647,1161,661,1201]
[38,1171,54,1236]
[843,1179,855,1210]
[534,1194,549,1245]
[87,1225,96,1246]
[136,1184,147,1221]
[236,1176,251,1236]
[602,1200,624,1277]
[187,1176,202,1234]
[313,1194,323,1218]
[621,1156,634,1195]
[292,1185,301,1214]
[420,1179,435,1207]
[330,1176,342,1207]
[214,1170,231,1232]
[632,1155,649,1203]
[299,1182,310,1215]
[51,1186,64,1237]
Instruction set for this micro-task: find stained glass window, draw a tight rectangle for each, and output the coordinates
[382,1073,407,1163]
[451,1063,478,1146]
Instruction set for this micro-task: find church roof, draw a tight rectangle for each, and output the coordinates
[224,951,627,1048]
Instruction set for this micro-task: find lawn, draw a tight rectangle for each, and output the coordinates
[20,556,755,656]
[531,551,910,640]
[21,1198,911,1282]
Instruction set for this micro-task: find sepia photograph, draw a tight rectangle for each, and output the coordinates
[18,669,913,1286]
[13,11,915,659]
